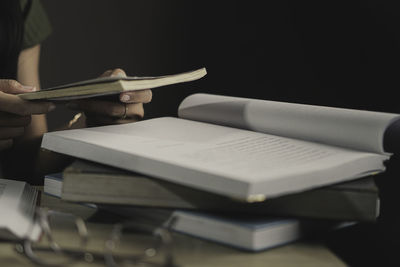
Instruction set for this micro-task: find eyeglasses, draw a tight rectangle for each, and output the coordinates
[14,208,179,267]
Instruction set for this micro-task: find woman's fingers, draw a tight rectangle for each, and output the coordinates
[0,81,54,152]
[0,92,55,115]
[100,68,127,78]
[123,102,144,119]
[99,70,113,77]
[67,99,144,127]
[0,79,36,94]
[0,127,25,139]
[68,99,144,118]
[64,68,151,127]
[0,112,31,127]
[120,89,152,104]
[0,79,55,116]
[84,112,141,127]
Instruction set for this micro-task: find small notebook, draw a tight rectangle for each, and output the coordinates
[18,68,206,100]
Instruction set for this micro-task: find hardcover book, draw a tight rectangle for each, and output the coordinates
[41,93,399,201]
[97,205,323,252]
[45,160,379,222]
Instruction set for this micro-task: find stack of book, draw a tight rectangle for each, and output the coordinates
[44,160,378,251]
[35,74,400,251]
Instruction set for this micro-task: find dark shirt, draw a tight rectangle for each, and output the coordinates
[21,0,52,49]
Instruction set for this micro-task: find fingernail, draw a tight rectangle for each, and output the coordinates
[112,70,127,78]
[48,103,56,111]
[120,94,130,102]
[21,85,36,92]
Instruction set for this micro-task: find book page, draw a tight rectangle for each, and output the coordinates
[0,183,5,197]
[178,94,400,154]
[0,179,39,240]
[42,118,388,199]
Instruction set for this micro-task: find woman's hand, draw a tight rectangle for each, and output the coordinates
[67,68,152,127]
[0,79,55,151]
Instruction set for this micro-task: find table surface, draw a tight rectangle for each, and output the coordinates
[0,189,347,267]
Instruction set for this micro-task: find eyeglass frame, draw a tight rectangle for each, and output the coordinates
[14,208,179,267]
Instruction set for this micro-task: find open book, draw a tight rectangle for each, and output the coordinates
[41,93,400,201]
[18,68,206,100]
[0,179,41,241]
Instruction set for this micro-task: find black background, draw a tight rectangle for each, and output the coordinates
[40,0,400,129]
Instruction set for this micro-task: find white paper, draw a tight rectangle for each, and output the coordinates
[178,93,400,154]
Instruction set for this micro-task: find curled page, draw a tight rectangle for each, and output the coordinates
[178,93,400,154]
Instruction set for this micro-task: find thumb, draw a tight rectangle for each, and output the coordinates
[0,79,36,94]
[111,68,127,78]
